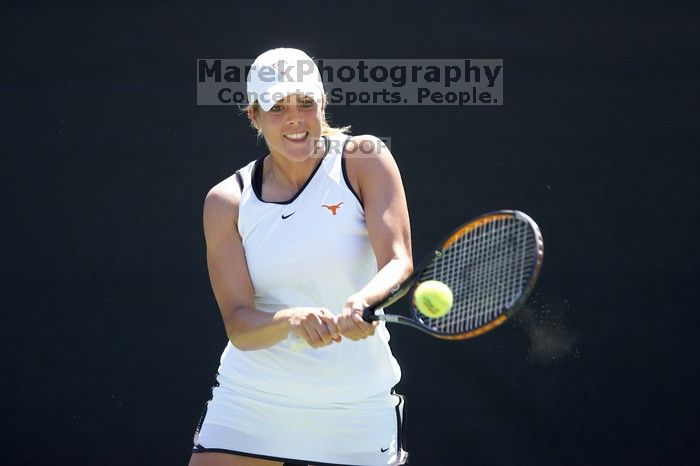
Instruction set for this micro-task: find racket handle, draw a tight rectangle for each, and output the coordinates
[362,307,380,322]
[287,332,311,352]
[361,280,413,322]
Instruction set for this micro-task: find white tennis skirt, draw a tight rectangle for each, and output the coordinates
[192,373,408,466]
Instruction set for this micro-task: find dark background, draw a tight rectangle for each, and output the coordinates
[2,2,698,465]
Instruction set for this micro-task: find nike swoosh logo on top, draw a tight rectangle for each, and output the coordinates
[381,447,389,452]
[281,212,296,219]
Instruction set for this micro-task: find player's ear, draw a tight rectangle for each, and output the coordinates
[247,105,260,130]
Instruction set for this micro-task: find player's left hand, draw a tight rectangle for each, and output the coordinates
[336,296,378,341]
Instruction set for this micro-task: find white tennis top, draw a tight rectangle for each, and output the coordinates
[216,134,402,402]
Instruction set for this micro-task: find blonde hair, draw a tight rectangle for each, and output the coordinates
[245,95,351,138]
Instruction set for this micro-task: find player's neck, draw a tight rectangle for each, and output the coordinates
[265,143,325,190]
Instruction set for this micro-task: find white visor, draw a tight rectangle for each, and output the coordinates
[246,48,325,112]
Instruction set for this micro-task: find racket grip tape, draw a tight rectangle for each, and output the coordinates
[362,307,380,322]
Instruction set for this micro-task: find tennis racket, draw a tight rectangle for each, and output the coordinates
[288,210,543,351]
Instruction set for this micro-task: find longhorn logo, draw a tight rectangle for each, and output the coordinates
[321,202,344,215]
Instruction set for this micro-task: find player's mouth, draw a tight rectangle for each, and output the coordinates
[283,131,308,143]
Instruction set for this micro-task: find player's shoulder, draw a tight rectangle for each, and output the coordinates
[204,173,242,221]
[344,134,399,176]
[343,134,401,202]
[344,134,392,160]
[207,173,242,203]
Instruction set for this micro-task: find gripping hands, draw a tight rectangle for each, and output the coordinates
[286,299,378,352]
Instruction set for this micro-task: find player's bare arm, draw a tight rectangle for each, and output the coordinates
[337,135,413,339]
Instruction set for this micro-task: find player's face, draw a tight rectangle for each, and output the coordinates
[254,94,325,162]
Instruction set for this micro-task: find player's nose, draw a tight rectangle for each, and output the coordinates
[285,105,303,124]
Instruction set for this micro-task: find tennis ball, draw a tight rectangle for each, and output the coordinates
[414,280,453,318]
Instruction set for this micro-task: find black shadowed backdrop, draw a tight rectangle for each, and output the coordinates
[1,2,698,465]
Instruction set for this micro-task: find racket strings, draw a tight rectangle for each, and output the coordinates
[418,216,537,334]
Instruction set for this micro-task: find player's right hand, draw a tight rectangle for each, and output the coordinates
[287,307,342,348]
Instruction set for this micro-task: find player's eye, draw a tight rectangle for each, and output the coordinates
[299,98,315,109]
[269,103,284,113]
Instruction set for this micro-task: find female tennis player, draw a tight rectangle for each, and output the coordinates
[189,48,412,466]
